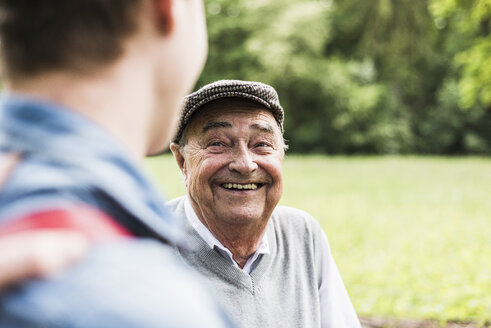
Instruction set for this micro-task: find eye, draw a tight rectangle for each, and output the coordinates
[254,142,272,149]
[207,140,227,148]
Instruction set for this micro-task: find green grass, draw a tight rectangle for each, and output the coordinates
[145,154,491,323]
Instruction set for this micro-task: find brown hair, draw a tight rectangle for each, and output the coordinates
[0,0,143,79]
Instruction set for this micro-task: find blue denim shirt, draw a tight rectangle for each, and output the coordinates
[0,95,234,328]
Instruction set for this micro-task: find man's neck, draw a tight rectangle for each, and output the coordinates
[6,52,156,160]
[190,200,270,269]
[212,227,266,269]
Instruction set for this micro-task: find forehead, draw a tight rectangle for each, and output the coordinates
[186,100,280,135]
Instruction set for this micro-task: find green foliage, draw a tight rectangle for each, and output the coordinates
[145,155,491,322]
[198,0,491,154]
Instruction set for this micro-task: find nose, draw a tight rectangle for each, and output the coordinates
[229,144,258,175]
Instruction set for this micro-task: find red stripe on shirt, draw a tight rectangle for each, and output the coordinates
[0,206,133,242]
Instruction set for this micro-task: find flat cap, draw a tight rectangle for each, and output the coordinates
[173,80,284,143]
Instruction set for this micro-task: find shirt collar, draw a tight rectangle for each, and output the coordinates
[184,196,270,272]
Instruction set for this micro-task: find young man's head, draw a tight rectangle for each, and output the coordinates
[0,0,208,155]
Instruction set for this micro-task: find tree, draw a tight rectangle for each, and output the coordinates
[197,0,490,154]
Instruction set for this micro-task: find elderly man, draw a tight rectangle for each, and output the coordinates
[169,80,362,328]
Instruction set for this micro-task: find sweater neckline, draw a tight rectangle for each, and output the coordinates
[184,212,277,294]
[183,196,270,274]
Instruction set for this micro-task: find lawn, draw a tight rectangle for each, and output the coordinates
[145,155,491,324]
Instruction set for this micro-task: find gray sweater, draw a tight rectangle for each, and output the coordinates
[167,197,324,328]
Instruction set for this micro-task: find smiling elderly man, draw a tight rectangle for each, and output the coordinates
[168,80,362,328]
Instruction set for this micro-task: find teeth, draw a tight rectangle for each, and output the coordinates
[222,183,258,190]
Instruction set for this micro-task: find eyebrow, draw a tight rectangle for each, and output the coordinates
[251,123,275,134]
[202,121,232,134]
[201,121,276,135]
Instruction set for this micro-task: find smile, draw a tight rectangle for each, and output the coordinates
[221,183,260,190]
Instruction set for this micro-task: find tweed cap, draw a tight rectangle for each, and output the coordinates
[173,80,284,143]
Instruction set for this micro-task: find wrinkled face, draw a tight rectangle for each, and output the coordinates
[178,104,284,227]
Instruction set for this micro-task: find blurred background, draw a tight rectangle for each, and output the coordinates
[198,0,490,155]
[149,0,490,326]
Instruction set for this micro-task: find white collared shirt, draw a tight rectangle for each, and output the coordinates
[184,196,270,274]
[183,196,361,328]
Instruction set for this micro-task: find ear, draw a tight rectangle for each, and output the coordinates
[170,142,186,176]
[154,0,174,35]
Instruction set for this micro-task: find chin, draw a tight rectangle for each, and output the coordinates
[225,210,265,225]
